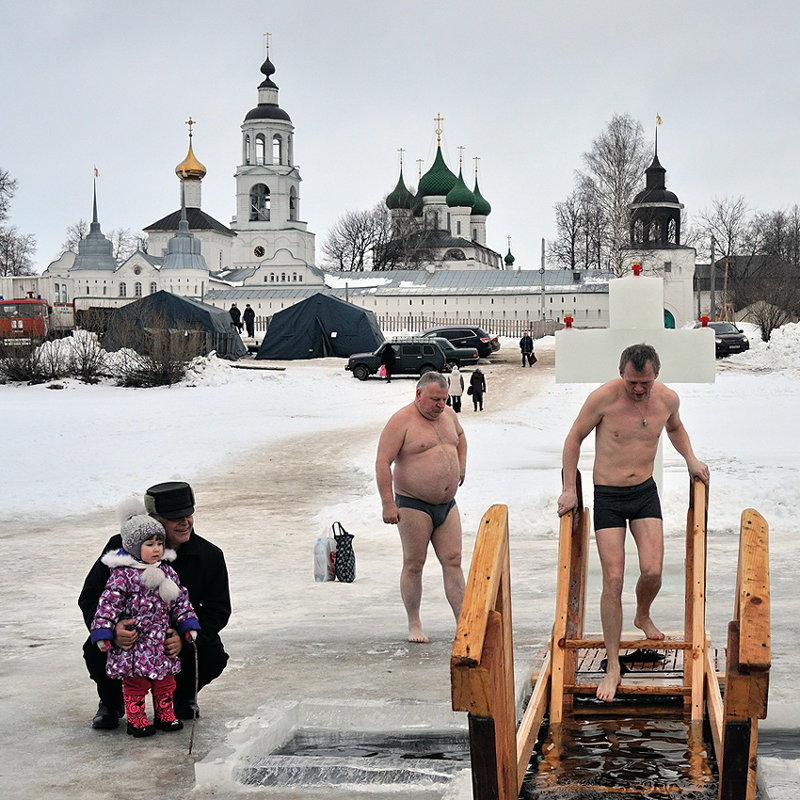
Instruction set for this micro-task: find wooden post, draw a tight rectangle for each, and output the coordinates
[684,477,708,719]
[451,505,518,800]
[550,471,588,723]
[718,509,770,800]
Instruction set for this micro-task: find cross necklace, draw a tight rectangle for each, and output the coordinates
[632,396,650,427]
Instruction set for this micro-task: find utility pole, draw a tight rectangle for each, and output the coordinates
[540,238,546,321]
[709,236,716,321]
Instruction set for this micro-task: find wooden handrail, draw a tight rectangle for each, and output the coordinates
[735,509,771,672]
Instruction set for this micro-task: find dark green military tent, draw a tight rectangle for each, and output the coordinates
[103,290,247,360]
[256,292,384,360]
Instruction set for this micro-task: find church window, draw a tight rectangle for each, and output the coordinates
[444,249,466,261]
[270,273,275,282]
[54,285,60,302]
[292,273,297,282]
[456,221,461,235]
[634,219,644,243]
[86,286,90,295]
[289,187,297,221]
[245,135,251,165]
[255,134,266,165]
[103,286,107,295]
[298,275,303,282]
[648,221,659,242]
[135,282,142,297]
[272,134,282,164]
[250,184,270,221]
[281,273,286,282]
[119,283,127,297]
[667,218,677,243]
[150,282,157,294]
[473,227,477,239]
[664,261,672,273]
[62,285,68,302]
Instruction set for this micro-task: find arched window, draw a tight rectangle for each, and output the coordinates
[245,134,251,165]
[281,273,286,282]
[648,221,659,242]
[444,249,467,261]
[272,134,282,164]
[119,283,127,297]
[298,274,303,282]
[150,282,157,294]
[292,273,297,282]
[62,284,68,302]
[289,187,297,221]
[255,134,266,165]
[634,219,644,243]
[54,284,60,302]
[250,184,270,221]
[134,282,142,297]
[270,273,275,282]
[667,218,677,243]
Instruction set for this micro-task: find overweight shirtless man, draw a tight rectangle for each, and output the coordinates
[376,372,467,643]
[557,344,709,702]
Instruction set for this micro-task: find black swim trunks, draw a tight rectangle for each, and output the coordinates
[593,477,662,531]
[395,493,456,529]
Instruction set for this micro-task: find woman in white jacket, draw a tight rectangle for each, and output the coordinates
[447,366,464,413]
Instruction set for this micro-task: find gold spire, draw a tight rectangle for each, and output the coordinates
[175,117,207,182]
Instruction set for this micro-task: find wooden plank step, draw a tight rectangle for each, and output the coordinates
[564,635,690,650]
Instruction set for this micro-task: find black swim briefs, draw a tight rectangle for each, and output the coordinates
[593,477,662,531]
[395,493,456,529]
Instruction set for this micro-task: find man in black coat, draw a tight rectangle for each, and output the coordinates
[519,332,535,367]
[78,481,231,729]
[243,304,256,338]
[229,303,243,333]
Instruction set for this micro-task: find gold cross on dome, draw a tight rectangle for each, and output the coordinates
[417,158,423,179]
[265,32,271,57]
[473,155,480,177]
[457,145,465,166]
[434,113,444,144]
[185,117,195,137]
[398,147,405,169]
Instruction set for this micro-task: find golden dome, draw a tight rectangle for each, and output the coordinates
[175,139,206,182]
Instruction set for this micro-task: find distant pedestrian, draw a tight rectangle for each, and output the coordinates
[243,304,255,338]
[519,332,535,367]
[448,366,464,413]
[469,368,486,411]
[229,304,243,334]
[380,343,397,383]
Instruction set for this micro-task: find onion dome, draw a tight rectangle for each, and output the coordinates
[504,247,515,266]
[245,56,292,122]
[175,138,206,182]
[386,170,415,210]
[471,178,491,216]
[631,153,679,205]
[417,146,457,198]
[446,168,475,208]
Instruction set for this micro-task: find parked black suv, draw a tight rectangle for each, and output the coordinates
[419,326,495,358]
[692,321,750,357]
[346,340,447,380]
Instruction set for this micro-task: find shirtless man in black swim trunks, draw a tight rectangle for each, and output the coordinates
[557,344,709,701]
[376,372,467,643]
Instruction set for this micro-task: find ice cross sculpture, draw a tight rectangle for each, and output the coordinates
[554,270,715,491]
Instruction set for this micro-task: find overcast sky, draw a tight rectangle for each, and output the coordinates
[3,1,798,271]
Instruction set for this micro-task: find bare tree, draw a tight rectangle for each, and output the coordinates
[577,113,650,275]
[549,191,583,269]
[692,196,753,260]
[0,168,17,222]
[60,220,89,255]
[109,228,141,263]
[0,226,36,275]
[321,206,387,271]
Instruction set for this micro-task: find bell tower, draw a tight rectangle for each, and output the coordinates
[230,38,315,268]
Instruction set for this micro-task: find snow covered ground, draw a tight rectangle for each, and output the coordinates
[0,325,797,798]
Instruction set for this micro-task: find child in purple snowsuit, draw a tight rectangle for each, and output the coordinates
[91,512,200,737]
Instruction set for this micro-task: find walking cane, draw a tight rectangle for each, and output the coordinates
[187,635,199,755]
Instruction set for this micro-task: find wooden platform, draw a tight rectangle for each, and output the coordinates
[530,640,728,699]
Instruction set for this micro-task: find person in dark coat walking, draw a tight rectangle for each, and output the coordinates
[243,304,256,338]
[79,481,230,730]
[380,343,397,382]
[519,332,535,367]
[469,368,486,411]
[229,303,243,333]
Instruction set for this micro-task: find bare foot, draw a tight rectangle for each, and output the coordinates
[634,615,665,640]
[408,625,429,644]
[596,666,621,702]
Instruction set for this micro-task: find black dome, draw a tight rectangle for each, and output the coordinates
[244,104,292,122]
[632,187,680,205]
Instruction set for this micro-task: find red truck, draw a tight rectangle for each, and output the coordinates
[0,295,75,345]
